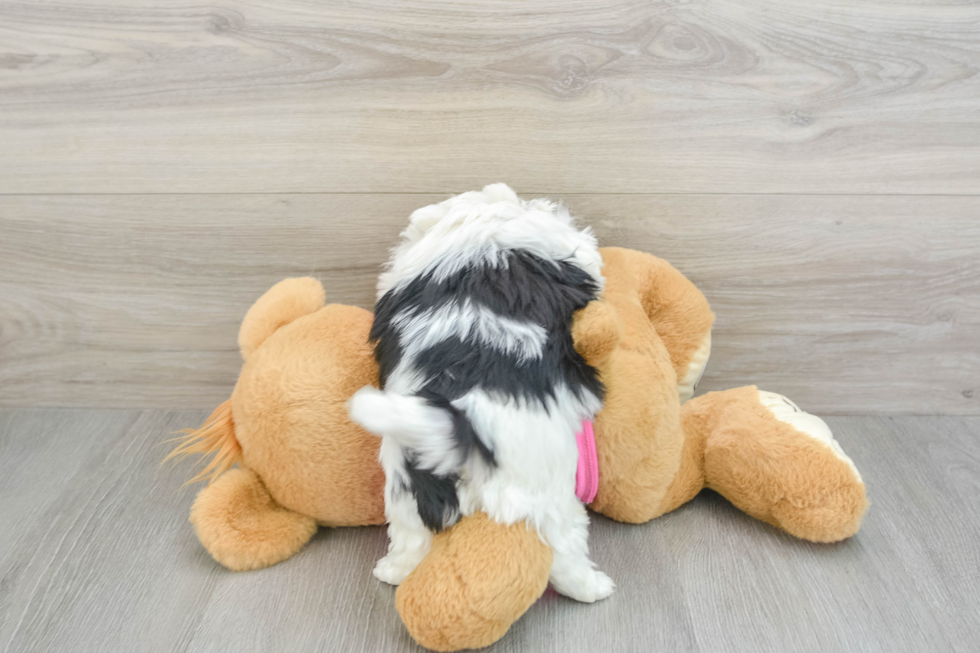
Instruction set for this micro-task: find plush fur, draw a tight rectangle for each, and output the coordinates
[169,246,867,652]
[190,468,317,571]
[233,299,386,527]
[396,512,553,652]
[349,185,612,601]
[164,399,239,485]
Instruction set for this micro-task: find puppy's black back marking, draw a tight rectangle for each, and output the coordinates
[372,249,604,402]
[372,249,605,532]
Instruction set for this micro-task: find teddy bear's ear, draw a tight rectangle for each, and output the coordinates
[238,277,326,360]
[572,300,622,368]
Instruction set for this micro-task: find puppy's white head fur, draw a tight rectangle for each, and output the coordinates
[377,184,603,299]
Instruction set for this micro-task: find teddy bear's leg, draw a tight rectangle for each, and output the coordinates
[677,386,868,542]
[190,467,318,571]
[396,513,552,652]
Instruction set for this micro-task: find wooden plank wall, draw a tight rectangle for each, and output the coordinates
[1,0,978,413]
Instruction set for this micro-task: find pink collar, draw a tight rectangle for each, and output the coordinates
[575,420,599,504]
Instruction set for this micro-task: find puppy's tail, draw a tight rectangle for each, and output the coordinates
[347,387,494,475]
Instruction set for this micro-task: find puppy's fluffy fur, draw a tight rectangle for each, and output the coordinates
[349,184,614,602]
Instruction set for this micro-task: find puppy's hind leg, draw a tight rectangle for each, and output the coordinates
[375,490,432,585]
[374,441,433,586]
[544,499,614,603]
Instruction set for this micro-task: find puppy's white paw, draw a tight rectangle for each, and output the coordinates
[372,554,419,586]
[554,569,616,603]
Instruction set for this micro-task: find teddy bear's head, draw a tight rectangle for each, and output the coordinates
[572,247,715,523]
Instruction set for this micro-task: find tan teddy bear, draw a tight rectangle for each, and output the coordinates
[169,246,867,651]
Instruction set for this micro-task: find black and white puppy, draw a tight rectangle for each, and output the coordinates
[348,184,613,602]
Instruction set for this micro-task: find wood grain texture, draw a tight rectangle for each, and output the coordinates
[1,409,978,652]
[1,0,979,194]
[2,193,977,413]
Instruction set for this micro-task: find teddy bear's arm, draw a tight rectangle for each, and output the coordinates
[599,247,714,402]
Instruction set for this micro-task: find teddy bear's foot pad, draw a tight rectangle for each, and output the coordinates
[700,386,868,544]
[757,391,863,482]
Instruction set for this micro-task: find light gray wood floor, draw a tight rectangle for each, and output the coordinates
[1,409,977,652]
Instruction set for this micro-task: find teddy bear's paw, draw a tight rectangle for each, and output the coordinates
[553,568,616,603]
[678,330,712,404]
[373,553,423,586]
[757,390,862,482]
